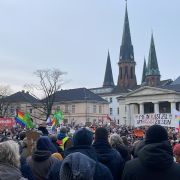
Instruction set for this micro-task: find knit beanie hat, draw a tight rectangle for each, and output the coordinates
[36,136,57,153]
[73,128,93,146]
[145,125,168,144]
[173,144,180,156]
[95,127,108,141]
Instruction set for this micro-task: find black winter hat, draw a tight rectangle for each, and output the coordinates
[145,125,168,144]
[95,127,108,141]
[73,128,93,146]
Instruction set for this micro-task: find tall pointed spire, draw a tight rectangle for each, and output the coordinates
[103,51,114,87]
[146,34,160,76]
[145,34,161,86]
[119,2,134,62]
[117,2,137,89]
[141,57,147,84]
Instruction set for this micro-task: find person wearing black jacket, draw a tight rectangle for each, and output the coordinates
[93,127,124,180]
[122,125,180,180]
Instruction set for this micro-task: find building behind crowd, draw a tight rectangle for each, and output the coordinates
[90,2,180,125]
[1,88,109,125]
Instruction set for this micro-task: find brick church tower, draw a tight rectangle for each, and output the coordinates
[117,3,137,89]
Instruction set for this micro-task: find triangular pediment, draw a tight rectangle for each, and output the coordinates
[126,86,176,97]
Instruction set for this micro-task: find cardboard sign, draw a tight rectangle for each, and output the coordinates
[26,130,40,156]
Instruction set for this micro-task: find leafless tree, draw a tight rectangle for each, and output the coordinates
[24,68,66,121]
[0,85,13,117]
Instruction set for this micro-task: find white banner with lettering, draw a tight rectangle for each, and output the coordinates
[134,113,178,128]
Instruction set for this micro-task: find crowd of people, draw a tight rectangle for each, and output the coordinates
[1,123,180,180]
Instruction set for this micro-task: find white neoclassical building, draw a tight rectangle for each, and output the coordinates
[117,86,180,126]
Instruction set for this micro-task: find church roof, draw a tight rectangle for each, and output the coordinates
[103,51,115,87]
[161,84,180,92]
[119,3,134,62]
[171,76,180,85]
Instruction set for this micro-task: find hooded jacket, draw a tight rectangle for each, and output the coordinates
[0,163,27,180]
[60,152,113,180]
[64,145,97,161]
[27,150,60,180]
[122,141,180,180]
[93,140,124,180]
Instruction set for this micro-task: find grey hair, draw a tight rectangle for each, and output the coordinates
[0,140,20,168]
[109,133,124,147]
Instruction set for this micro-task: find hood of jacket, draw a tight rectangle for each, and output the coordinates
[138,141,174,170]
[32,150,51,162]
[64,145,97,161]
[93,140,119,164]
[60,152,96,180]
[0,163,26,180]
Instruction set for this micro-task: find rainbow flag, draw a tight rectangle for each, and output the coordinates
[51,109,64,131]
[15,111,27,128]
[174,109,180,131]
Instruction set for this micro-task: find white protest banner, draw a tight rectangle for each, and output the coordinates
[134,113,176,127]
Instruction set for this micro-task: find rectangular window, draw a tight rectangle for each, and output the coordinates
[110,108,113,115]
[72,105,75,114]
[93,105,97,113]
[29,109,32,114]
[99,106,102,114]
[10,107,15,114]
[65,104,69,113]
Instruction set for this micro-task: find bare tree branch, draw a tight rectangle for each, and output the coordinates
[24,68,66,121]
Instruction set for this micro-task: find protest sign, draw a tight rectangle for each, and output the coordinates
[26,130,40,156]
[0,118,15,128]
[134,113,176,127]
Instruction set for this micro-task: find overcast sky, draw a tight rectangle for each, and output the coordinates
[0,0,180,94]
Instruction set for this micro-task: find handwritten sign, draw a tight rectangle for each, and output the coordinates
[134,113,176,127]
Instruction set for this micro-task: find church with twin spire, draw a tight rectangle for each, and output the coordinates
[90,2,180,125]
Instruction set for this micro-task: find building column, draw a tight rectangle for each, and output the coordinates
[126,104,131,126]
[139,103,144,114]
[154,102,159,113]
[170,101,176,113]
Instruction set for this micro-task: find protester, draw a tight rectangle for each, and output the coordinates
[173,143,180,163]
[122,125,180,180]
[109,133,131,162]
[64,127,97,161]
[50,134,63,155]
[38,124,49,136]
[57,127,70,151]
[60,152,113,180]
[131,140,145,158]
[27,136,62,180]
[0,140,27,180]
[93,127,124,180]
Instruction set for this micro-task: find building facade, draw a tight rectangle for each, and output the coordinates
[90,2,179,126]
